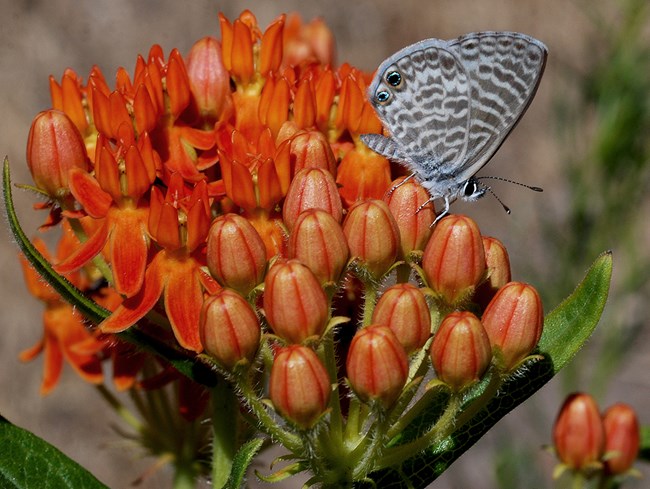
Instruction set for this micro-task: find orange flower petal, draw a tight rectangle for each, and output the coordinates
[109,208,149,297]
[164,261,203,352]
[68,167,113,217]
[53,219,109,274]
[259,15,285,75]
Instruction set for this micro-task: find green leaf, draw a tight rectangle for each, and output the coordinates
[0,415,108,488]
[362,251,612,488]
[2,157,217,387]
[639,425,650,462]
[221,438,265,489]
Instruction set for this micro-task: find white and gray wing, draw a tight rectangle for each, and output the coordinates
[363,38,472,180]
[446,32,547,182]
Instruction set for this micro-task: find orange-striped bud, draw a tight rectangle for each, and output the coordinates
[372,284,431,354]
[263,259,328,343]
[288,209,349,285]
[269,345,331,429]
[346,325,408,408]
[430,311,492,391]
[603,403,640,475]
[200,289,261,369]
[343,200,400,280]
[206,214,267,296]
[475,236,512,308]
[481,282,544,370]
[553,393,605,470]
[282,167,343,230]
[26,110,89,198]
[421,215,486,305]
[383,177,434,257]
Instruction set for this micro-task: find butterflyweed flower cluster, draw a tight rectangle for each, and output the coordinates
[17,10,551,486]
[552,393,641,487]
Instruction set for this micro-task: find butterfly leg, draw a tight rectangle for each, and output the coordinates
[386,172,417,198]
[430,196,451,227]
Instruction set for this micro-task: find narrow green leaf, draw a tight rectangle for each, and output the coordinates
[0,415,108,488]
[537,251,613,372]
[221,438,265,489]
[363,252,612,488]
[639,425,650,462]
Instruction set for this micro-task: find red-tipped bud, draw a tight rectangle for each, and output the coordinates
[430,311,492,391]
[422,215,486,305]
[26,110,89,198]
[269,345,331,429]
[372,284,431,354]
[475,236,512,307]
[288,210,349,285]
[282,168,343,230]
[263,259,329,343]
[200,289,261,369]
[206,214,267,296]
[603,403,640,475]
[481,282,544,370]
[553,393,605,470]
[346,325,408,408]
[186,36,232,122]
[383,177,434,257]
[343,200,400,280]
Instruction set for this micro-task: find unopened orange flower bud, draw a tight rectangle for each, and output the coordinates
[283,131,337,176]
[383,177,434,257]
[186,36,232,122]
[206,214,267,296]
[603,403,640,475]
[430,311,492,391]
[263,259,328,343]
[269,345,331,429]
[343,200,400,280]
[346,325,408,408]
[372,284,431,354]
[422,215,486,305]
[282,167,343,230]
[200,289,261,369]
[288,210,349,285]
[475,236,512,307]
[553,393,605,471]
[26,110,89,198]
[481,282,543,370]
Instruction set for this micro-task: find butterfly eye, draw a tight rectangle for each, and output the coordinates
[386,71,402,87]
[376,91,391,103]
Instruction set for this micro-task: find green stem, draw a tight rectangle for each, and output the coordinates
[211,379,238,489]
[362,279,377,327]
[95,384,142,431]
[321,335,343,445]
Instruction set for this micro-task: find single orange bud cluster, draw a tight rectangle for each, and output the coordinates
[200,289,261,369]
[26,110,89,198]
[475,236,512,307]
[346,325,408,409]
[343,199,400,280]
[553,393,640,477]
[269,345,331,430]
[481,281,544,371]
[283,167,343,230]
[422,215,486,306]
[206,214,267,296]
[372,283,431,354]
[430,311,492,391]
[263,259,328,343]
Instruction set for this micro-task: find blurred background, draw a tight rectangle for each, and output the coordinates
[1,0,648,487]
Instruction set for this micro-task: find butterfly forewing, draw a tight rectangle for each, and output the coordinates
[447,32,547,182]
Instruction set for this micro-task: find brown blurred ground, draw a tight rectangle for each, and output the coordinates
[1,1,648,487]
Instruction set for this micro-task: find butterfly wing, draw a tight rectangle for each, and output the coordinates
[365,39,472,182]
[446,32,548,183]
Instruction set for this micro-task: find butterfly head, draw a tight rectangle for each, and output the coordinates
[459,178,487,202]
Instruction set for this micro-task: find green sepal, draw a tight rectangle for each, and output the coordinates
[0,415,108,489]
[361,251,612,488]
[220,438,265,489]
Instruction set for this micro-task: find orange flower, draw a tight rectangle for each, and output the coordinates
[99,174,214,352]
[18,229,104,395]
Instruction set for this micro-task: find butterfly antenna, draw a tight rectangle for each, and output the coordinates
[477,176,543,192]
[483,185,511,215]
